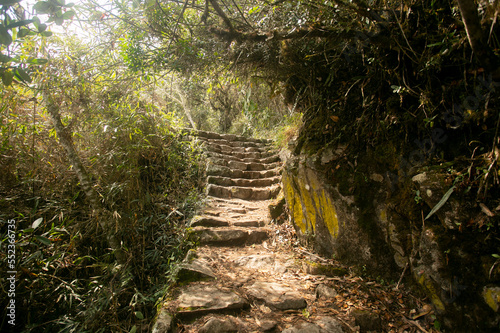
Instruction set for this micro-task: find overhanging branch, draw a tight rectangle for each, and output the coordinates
[209,26,388,46]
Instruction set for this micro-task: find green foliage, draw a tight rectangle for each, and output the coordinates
[273,111,302,148]
[0,32,206,332]
[0,0,74,86]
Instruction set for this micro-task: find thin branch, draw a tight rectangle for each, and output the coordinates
[207,0,236,33]
[165,0,190,54]
[231,0,255,30]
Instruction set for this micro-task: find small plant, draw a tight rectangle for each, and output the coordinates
[432,314,442,331]
[489,254,500,280]
[414,190,422,204]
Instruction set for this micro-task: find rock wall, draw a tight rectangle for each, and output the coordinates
[281,144,500,331]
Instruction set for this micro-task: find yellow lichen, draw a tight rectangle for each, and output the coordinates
[379,209,387,223]
[283,168,340,239]
[418,274,446,313]
[320,190,339,238]
[298,176,317,233]
[283,172,306,233]
[483,287,500,312]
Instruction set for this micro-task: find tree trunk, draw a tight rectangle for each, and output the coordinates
[456,0,500,77]
[43,91,127,265]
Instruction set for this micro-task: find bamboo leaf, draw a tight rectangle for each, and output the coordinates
[425,186,455,220]
[6,19,33,30]
[28,58,49,65]
[14,67,32,83]
[32,217,43,229]
[35,235,52,246]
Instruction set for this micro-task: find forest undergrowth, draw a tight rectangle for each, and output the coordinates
[0,81,207,332]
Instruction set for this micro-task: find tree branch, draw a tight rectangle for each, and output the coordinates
[43,90,127,265]
[207,0,236,33]
[209,26,388,46]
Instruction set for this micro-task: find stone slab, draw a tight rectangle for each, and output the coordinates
[232,220,261,227]
[282,317,343,333]
[190,216,229,227]
[246,281,307,310]
[198,317,239,333]
[176,258,216,281]
[190,227,269,246]
[151,309,174,333]
[177,285,248,314]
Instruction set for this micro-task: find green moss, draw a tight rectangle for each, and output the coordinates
[303,260,348,276]
[176,306,206,312]
[373,141,400,169]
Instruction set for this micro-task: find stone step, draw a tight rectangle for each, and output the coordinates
[205,145,277,160]
[191,129,272,144]
[207,151,281,164]
[226,207,247,214]
[202,142,269,154]
[188,227,269,246]
[202,206,249,216]
[197,137,271,149]
[189,215,262,228]
[207,175,281,187]
[175,257,216,282]
[175,284,249,318]
[207,164,280,179]
[246,281,307,310]
[209,158,281,172]
[207,197,262,210]
[232,220,261,227]
[190,215,230,227]
[204,144,274,157]
[207,183,281,200]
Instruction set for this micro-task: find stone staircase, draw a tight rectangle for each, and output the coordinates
[187,130,281,247]
[152,130,345,333]
[151,130,425,333]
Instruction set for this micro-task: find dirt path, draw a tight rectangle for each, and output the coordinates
[152,131,433,333]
